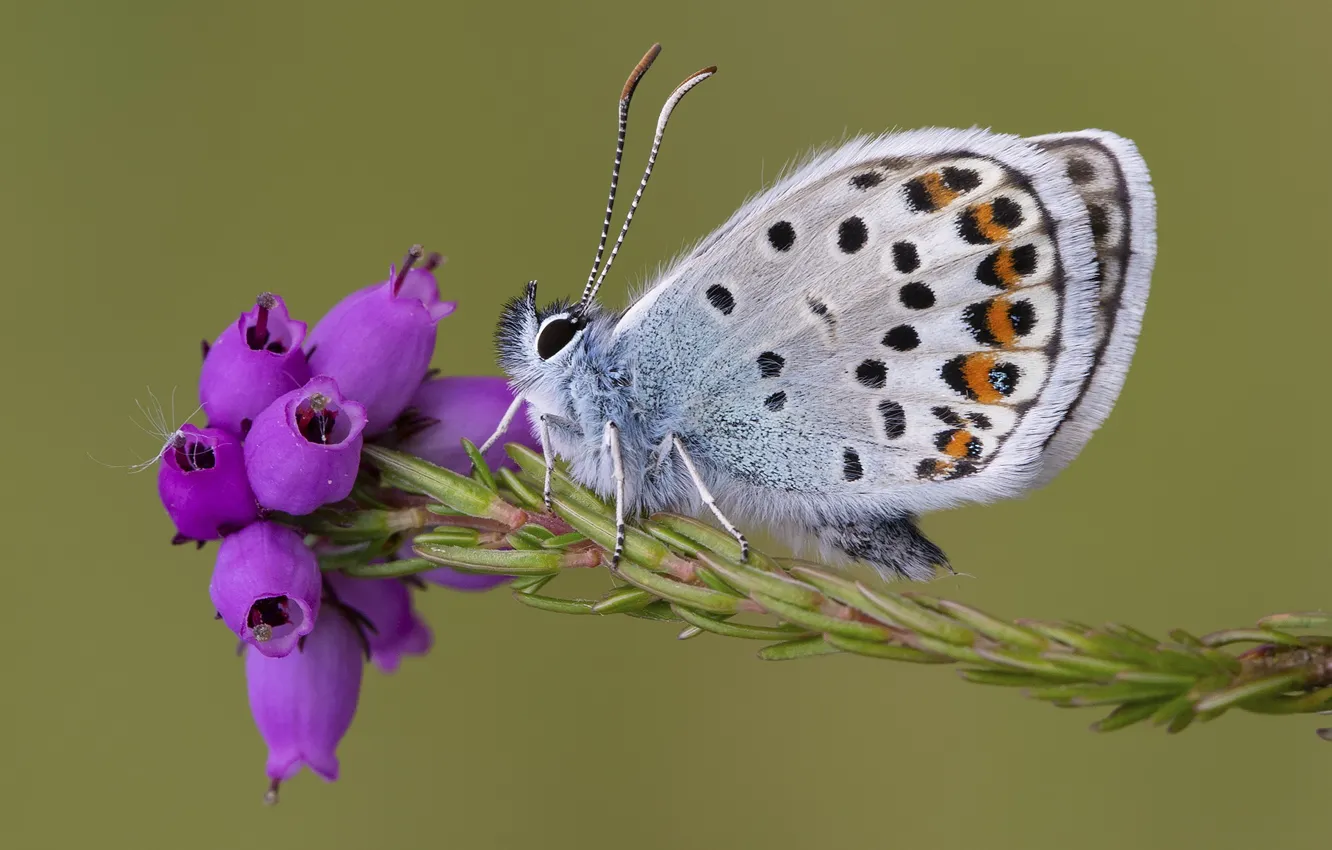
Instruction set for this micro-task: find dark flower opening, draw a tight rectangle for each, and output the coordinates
[295,394,351,445]
[243,293,296,354]
[247,596,292,642]
[171,433,217,472]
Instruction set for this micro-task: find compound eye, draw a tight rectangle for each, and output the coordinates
[536,314,583,360]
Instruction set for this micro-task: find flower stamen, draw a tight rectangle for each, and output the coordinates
[390,245,424,296]
[295,394,340,445]
[171,433,216,472]
[244,293,288,353]
[247,596,292,642]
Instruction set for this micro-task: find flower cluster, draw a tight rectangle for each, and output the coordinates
[156,248,537,802]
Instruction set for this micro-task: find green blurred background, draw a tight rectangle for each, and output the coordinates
[2,1,1328,847]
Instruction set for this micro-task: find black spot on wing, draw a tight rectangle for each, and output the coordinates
[932,406,965,427]
[838,217,868,253]
[892,241,920,274]
[855,359,887,389]
[764,391,786,412]
[878,400,906,439]
[941,167,981,192]
[882,325,919,351]
[705,284,734,315]
[768,221,796,252]
[991,196,1023,229]
[899,282,935,310]
[1088,203,1109,241]
[1067,157,1095,184]
[947,461,978,479]
[1012,244,1037,275]
[850,171,884,190]
[941,355,973,400]
[842,448,864,482]
[757,351,785,378]
[904,178,934,213]
[1008,299,1036,337]
[963,300,999,346]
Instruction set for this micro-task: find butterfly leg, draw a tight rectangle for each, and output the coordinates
[476,393,526,458]
[670,435,749,561]
[604,421,626,565]
[537,414,557,512]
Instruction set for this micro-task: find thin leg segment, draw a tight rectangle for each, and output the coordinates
[538,414,556,512]
[670,435,749,561]
[605,421,626,565]
[476,393,526,457]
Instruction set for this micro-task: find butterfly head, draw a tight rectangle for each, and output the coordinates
[495,281,608,398]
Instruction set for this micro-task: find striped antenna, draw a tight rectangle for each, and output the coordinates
[578,62,717,311]
[577,44,662,307]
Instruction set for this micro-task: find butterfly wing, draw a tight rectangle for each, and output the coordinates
[616,128,1125,523]
[1026,131,1156,484]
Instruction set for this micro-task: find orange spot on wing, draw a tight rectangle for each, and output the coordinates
[986,297,1017,347]
[943,430,974,458]
[993,248,1020,287]
[922,172,959,209]
[972,203,1010,242]
[962,353,1003,404]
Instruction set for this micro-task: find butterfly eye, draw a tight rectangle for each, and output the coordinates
[535,314,584,361]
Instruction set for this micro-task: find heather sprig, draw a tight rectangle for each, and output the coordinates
[339,442,1332,740]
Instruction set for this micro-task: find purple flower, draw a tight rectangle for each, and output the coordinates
[157,425,258,542]
[399,376,539,473]
[326,572,431,672]
[304,252,456,436]
[200,293,312,436]
[243,376,367,515]
[246,606,363,803]
[210,521,321,658]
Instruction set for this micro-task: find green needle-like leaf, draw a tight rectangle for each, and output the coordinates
[758,637,842,661]
[461,439,498,493]
[613,559,740,615]
[415,542,563,575]
[363,444,525,526]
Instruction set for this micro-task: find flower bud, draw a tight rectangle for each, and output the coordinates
[209,521,321,658]
[326,572,431,672]
[157,425,258,542]
[200,293,312,435]
[304,252,455,435]
[243,376,367,515]
[246,607,363,803]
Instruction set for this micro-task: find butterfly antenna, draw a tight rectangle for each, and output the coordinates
[579,62,717,310]
[577,44,662,307]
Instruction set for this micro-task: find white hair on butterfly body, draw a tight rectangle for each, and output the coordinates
[490,44,1156,581]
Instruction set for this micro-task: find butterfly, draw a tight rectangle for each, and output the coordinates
[485,44,1156,580]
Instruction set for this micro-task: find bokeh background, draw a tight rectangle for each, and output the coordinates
[2,1,1328,847]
